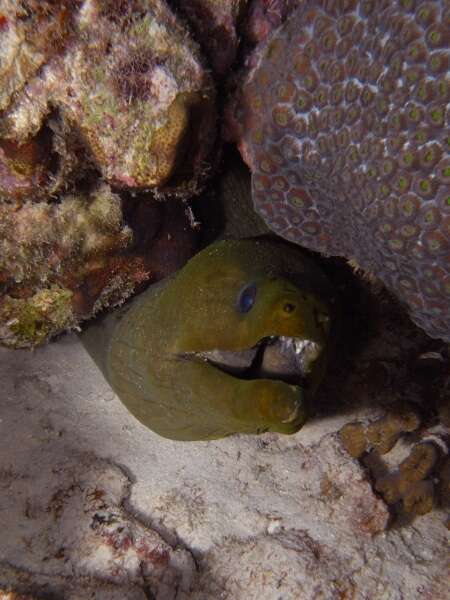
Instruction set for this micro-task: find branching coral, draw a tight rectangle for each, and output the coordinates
[340,412,448,519]
[228,0,450,341]
[339,409,421,459]
[375,442,439,516]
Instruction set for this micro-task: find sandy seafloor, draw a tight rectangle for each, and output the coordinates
[0,332,448,600]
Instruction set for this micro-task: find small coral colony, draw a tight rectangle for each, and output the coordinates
[0,1,449,515]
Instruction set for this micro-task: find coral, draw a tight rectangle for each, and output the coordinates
[177,0,248,77]
[374,442,440,516]
[0,0,209,347]
[0,0,216,197]
[339,408,421,458]
[0,0,79,113]
[228,0,450,341]
[340,410,448,519]
[0,286,75,349]
[0,183,197,348]
[245,0,298,44]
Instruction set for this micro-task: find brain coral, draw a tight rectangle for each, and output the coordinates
[229,0,450,341]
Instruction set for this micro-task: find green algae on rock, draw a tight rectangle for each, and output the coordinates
[0,0,216,198]
[228,0,450,342]
[81,239,334,441]
[0,0,209,348]
[0,183,197,348]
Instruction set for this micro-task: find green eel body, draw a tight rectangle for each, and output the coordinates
[81,239,334,440]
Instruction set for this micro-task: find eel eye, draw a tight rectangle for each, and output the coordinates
[237,283,257,313]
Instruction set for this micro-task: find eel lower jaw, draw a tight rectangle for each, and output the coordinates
[188,335,324,389]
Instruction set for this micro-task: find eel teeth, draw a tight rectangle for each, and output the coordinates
[278,336,321,376]
[192,335,323,384]
[195,347,258,374]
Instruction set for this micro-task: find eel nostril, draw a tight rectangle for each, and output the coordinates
[283,302,296,313]
[314,308,330,328]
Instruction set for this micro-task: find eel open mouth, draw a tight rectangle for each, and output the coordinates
[191,336,323,388]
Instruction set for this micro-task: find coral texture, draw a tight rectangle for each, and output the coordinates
[0,185,196,348]
[245,0,297,44]
[340,414,449,518]
[0,0,216,196]
[177,0,248,78]
[229,0,450,341]
[339,408,421,458]
[374,441,439,515]
[0,0,211,348]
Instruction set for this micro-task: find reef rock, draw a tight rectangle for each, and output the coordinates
[0,183,196,348]
[228,0,450,341]
[0,0,216,197]
[177,0,248,78]
[0,0,211,348]
[0,452,196,599]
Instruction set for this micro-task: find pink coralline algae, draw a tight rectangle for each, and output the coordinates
[245,0,298,44]
[0,185,197,348]
[0,0,213,347]
[0,0,216,197]
[228,0,450,341]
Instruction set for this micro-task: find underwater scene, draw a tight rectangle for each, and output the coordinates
[0,1,448,598]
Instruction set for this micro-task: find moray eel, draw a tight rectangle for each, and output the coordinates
[81,239,334,441]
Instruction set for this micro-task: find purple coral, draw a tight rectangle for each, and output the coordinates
[229,0,450,341]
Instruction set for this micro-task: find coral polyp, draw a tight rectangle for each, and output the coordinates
[375,441,441,517]
[340,412,448,519]
[229,0,450,341]
[339,409,421,459]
